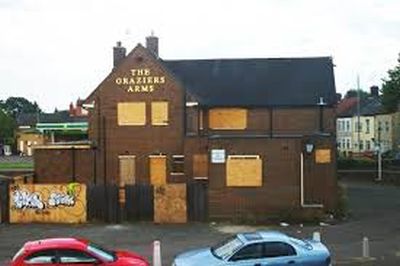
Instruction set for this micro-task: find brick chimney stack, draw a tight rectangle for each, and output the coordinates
[113,41,126,68]
[146,32,159,58]
[370,85,379,98]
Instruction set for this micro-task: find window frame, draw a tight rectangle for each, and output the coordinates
[57,248,100,264]
[171,155,185,175]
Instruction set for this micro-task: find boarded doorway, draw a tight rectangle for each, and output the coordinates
[150,155,166,186]
[119,156,136,186]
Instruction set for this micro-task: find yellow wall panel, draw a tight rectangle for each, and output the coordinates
[118,102,146,125]
[193,154,208,178]
[150,156,167,186]
[315,149,331,164]
[209,108,247,129]
[151,102,169,125]
[227,156,262,187]
[154,184,187,223]
[9,184,86,223]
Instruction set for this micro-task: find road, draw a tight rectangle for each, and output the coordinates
[1,178,400,265]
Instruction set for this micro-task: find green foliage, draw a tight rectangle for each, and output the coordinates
[0,97,41,117]
[382,53,400,112]
[344,89,369,99]
[0,109,16,145]
[337,158,376,169]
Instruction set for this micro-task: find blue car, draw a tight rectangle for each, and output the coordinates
[172,231,331,266]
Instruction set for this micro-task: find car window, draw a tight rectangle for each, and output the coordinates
[212,236,244,260]
[230,243,263,261]
[264,242,297,258]
[58,249,98,264]
[24,249,57,264]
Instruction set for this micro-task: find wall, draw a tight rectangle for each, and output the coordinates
[34,147,95,184]
[16,131,46,156]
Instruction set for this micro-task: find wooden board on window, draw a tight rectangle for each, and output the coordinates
[227,156,262,187]
[193,154,208,178]
[118,102,146,125]
[9,184,86,223]
[315,149,331,164]
[119,156,135,186]
[154,184,187,223]
[151,102,168,125]
[150,156,167,186]
[209,108,247,129]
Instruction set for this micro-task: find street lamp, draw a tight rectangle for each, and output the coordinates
[375,126,382,182]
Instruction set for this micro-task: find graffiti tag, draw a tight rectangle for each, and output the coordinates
[13,190,45,210]
[48,192,75,207]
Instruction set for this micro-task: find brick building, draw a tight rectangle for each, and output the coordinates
[35,36,338,220]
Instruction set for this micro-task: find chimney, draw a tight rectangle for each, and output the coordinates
[113,41,126,68]
[370,86,379,98]
[146,33,159,58]
[336,93,342,102]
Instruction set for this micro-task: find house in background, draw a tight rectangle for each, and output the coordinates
[16,99,88,156]
[336,86,393,157]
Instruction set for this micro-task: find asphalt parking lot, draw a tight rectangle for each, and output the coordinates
[1,178,400,265]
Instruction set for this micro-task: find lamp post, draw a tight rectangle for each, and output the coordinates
[376,126,382,182]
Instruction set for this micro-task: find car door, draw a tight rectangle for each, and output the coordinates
[226,243,265,266]
[22,249,59,266]
[261,242,299,266]
[57,249,101,266]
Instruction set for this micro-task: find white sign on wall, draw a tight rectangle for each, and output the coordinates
[211,149,226,163]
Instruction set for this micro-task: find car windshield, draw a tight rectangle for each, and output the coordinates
[87,243,116,262]
[12,247,24,261]
[211,236,244,260]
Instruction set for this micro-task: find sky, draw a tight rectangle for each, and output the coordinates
[0,0,399,112]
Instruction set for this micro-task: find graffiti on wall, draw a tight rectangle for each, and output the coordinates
[9,183,86,223]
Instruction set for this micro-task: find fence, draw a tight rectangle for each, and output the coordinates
[1,181,208,224]
[87,181,208,223]
[0,180,10,224]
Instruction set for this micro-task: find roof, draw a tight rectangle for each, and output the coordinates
[238,231,289,243]
[23,238,88,252]
[338,97,384,117]
[16,111,88,126]
[163,57,336,107]
[336,97,359,116]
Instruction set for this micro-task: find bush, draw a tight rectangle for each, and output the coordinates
[337,158,376,169]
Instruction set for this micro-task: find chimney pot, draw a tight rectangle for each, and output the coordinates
[370,86,379,98]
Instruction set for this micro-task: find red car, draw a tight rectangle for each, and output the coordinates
[10,238,149,266]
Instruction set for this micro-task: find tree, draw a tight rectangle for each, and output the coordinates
[344,89,369,99]
[382,53,400,112]
[1,97,41,117]
[0,109,16,145]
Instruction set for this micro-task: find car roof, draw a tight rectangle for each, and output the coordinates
[23,238,89,252]
[238,231,290,244]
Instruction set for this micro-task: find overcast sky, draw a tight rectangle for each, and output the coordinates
[0,0,399,112]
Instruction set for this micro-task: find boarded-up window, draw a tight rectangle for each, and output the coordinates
[209,108,247,129]
[150,156,167,185]
[193,154,208,178]
[119,156,136,186]
[226,155,262,187]
[152,102,169,125]
[315,149,331,164]
[118,102,146,126]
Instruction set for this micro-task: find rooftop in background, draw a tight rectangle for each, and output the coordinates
[337,96,385,117]
[16,111,88,127]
